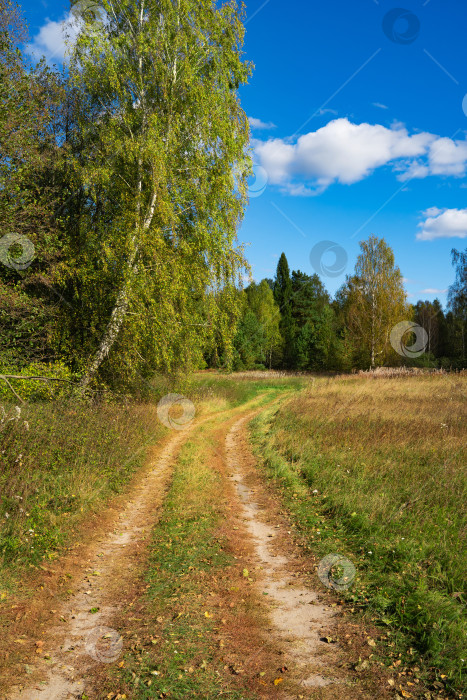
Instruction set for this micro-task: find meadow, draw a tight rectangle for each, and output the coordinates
[250,371,466,695]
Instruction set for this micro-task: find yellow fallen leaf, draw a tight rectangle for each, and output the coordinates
[401,691,412,698]
[274,678,283,685]
[204,611,212,618]
[118,660,125,668]
[242,568,249,578]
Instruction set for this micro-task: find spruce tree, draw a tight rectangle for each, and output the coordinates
[273,253,295,368]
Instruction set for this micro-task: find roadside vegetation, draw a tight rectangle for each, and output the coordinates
[0,401,167,582]
[250,372,466,697]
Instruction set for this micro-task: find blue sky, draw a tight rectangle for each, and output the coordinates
[20,0,467,306]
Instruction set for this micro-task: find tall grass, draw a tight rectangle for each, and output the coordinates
[0,400,166,576]
[251,373,466,695]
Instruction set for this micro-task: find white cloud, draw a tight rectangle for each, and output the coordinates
[253,118,467,195]
[25,4,106,64]
[373,102,389,110]
[428,137,467,177]
[419,288,447,294]
[26,13,77,63]
[249,117,276,130]
[417,207,467,241]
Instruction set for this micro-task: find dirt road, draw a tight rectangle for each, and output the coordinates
[3,402,378,699]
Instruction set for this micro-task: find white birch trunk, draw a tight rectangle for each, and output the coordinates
[80,191,157,388]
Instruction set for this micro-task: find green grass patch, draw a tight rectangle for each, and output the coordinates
[186,371,307,408]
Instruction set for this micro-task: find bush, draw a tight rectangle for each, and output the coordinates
[0,362,77,402]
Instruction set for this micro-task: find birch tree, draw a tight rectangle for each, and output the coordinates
[344,236,408,368]
[65,0,251,388]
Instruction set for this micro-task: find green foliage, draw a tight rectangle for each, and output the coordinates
[0,1,68,371]
[447,248,467,365]
[61,0,252,387]
[339,236,409,369]
[0,361,76,402]
[273,252,295,367]
[232,280,282,369]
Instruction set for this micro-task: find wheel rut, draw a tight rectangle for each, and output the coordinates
[7,425,194,700]
[225,415,345,696]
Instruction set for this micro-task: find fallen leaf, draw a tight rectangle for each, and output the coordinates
[355,659,370,672]
[274,678,283,685]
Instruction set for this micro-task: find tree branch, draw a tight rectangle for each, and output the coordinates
[0,375,25,404]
